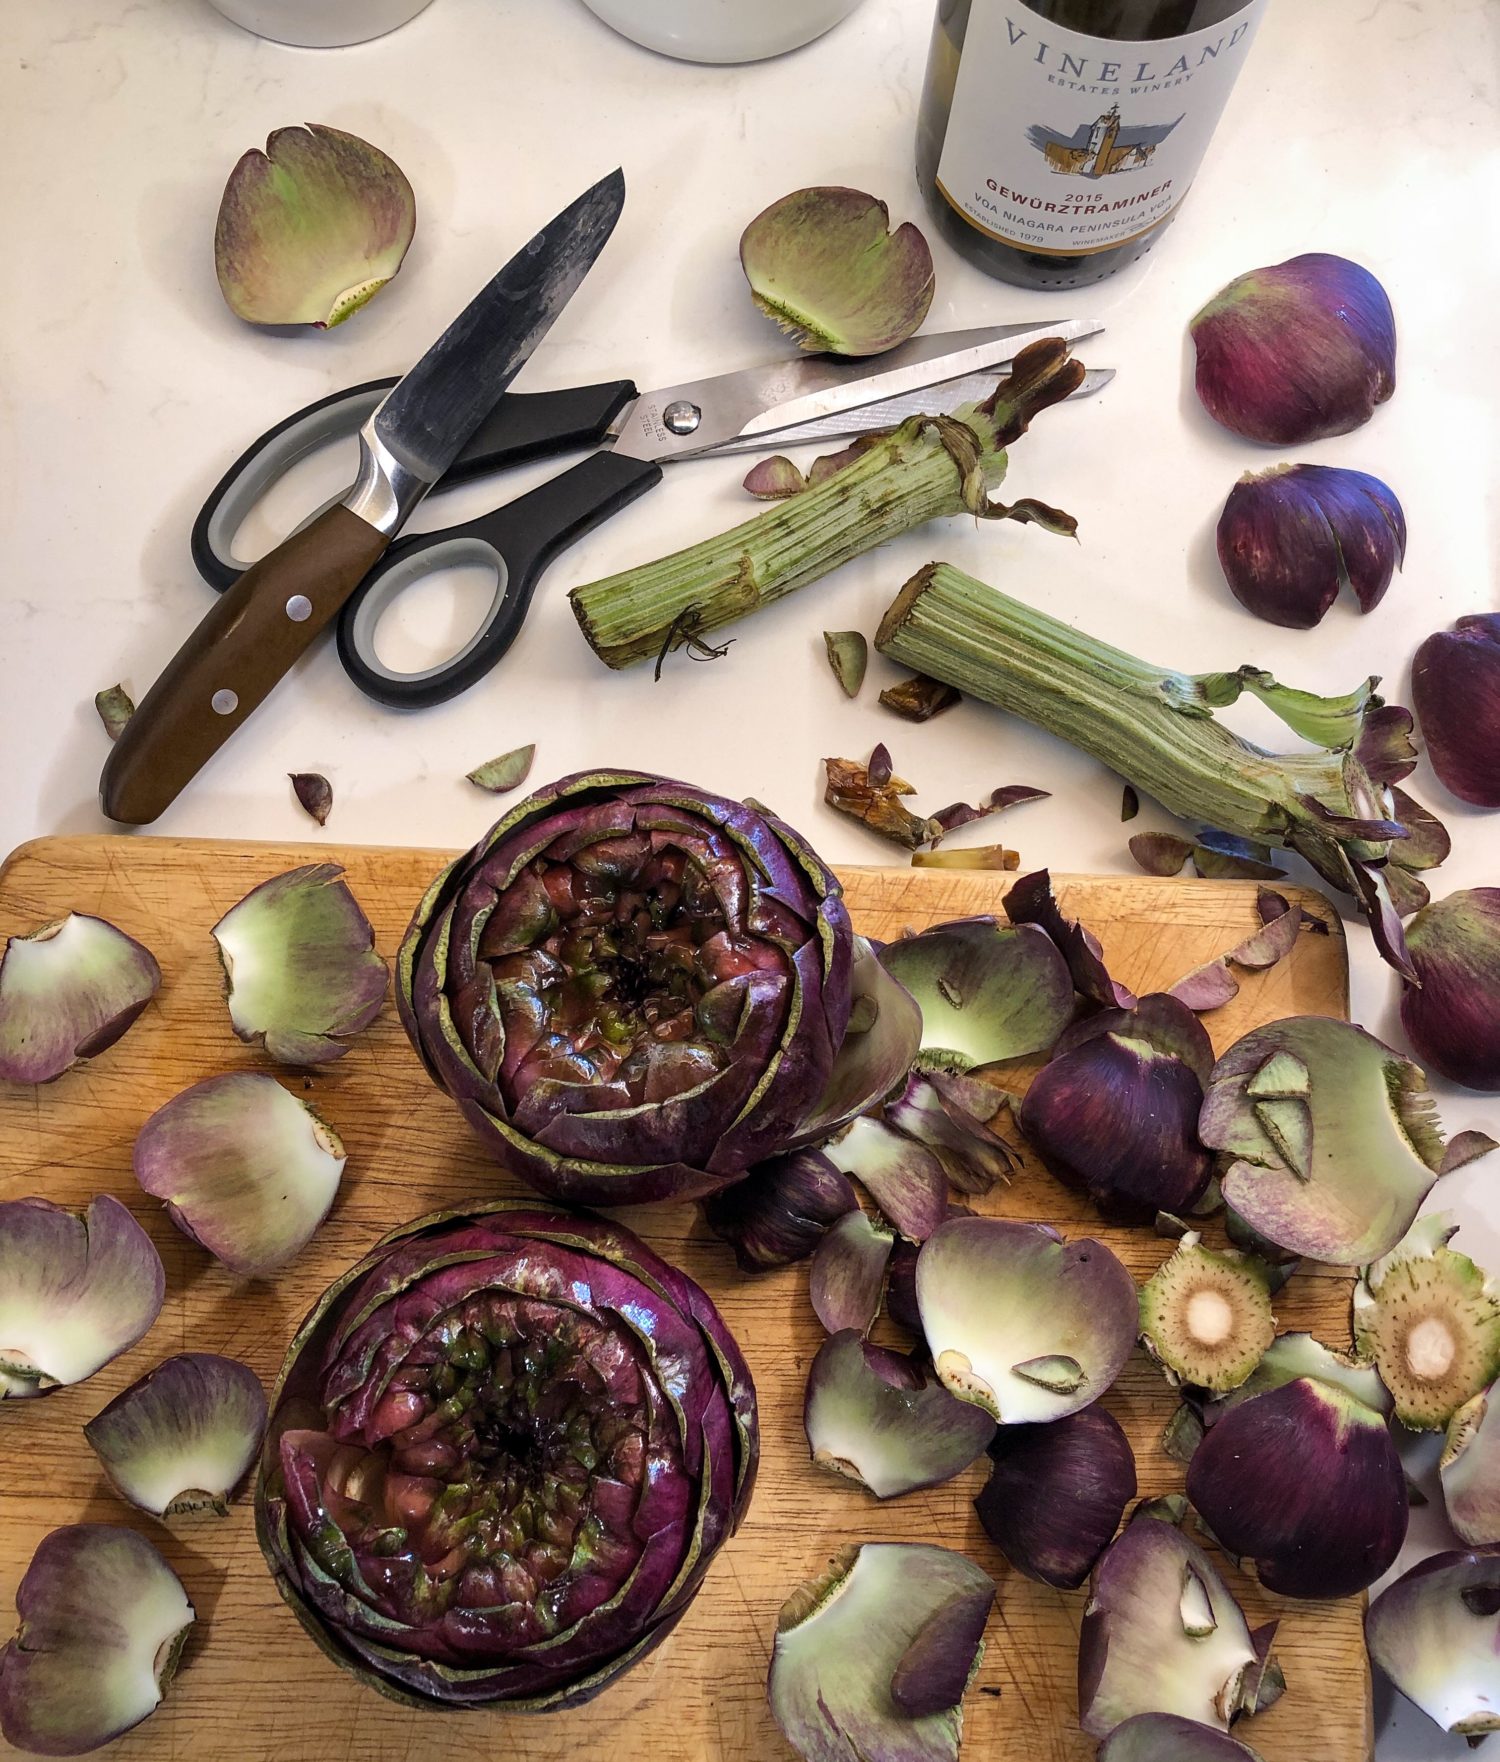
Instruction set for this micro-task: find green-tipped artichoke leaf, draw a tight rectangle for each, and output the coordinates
[1441,1385,1500,1546]
[1366,1548,1500,1739]
[917,1218,1136,1424]
[84,1354,268,1518]
[1354,1213,1500,1431]
[214,123,416,329]
[877,919,1073,1071]
[1215,1330,1390,1420]
[804,1331,995,1498]
[768,1542,993,1762]
[466,743,536,795]
[212,863,388,1065]
[1200,1017,1449,1264]
[823,630,869,698]
[0,1525,194,1755]
[826,1115,947,1242]
[740,187,935,357]
[94,684,135,742]
[1078,1508,1258,1739]
[793,938,923,1146]
[0,1197,164,1398]
[133,1073,346,1277]
[1246,1051,1310,1099]
[0,914,160,1085]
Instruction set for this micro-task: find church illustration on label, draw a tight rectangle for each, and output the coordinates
[1026,106,1183,178]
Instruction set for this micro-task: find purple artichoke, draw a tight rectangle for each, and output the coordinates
[1189,253,1396,444]
[255,1203,757,1711]
[1411,615,1500,808]
[399,771,913,1205]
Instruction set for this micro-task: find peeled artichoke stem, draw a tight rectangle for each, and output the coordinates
[569,338,1082,671]
[876,562,1421,973]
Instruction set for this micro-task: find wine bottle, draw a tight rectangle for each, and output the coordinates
[916,0,1267,289]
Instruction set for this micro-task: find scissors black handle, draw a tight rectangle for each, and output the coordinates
[335,449,663,708]
[192,376,639,593]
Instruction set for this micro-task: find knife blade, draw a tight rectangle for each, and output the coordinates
[99,168,626,826]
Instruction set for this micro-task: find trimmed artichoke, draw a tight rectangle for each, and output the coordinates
[256,1202,757,1710]
[399,772,914,1205]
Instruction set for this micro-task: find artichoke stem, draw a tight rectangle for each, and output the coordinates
[874,561,1378,871]
[568,339,1083,671]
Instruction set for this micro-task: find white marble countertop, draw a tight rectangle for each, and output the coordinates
[2,0,1497,1753]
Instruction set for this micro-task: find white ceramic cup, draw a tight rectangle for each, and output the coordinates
[205,0,437,48]
[579,0,866,64]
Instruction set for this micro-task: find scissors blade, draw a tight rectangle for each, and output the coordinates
[707,366,1116,457]
[371,168,625,488]
[609,319,1104,463]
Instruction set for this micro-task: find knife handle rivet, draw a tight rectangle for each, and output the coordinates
[662,400,702,436]
[285,595,313,623]
[211,689,239,716]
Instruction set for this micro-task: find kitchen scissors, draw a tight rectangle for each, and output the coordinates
[193,320,1111,710]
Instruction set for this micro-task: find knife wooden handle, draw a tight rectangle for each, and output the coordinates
[100,505,390,825]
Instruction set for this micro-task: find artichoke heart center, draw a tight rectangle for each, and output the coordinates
[313,1298,652,1627]
[477,837,793,1110]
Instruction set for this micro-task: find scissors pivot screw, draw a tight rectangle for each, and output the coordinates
[662,400,702,436]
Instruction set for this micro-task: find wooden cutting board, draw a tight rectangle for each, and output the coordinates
[0,836,1369,1762]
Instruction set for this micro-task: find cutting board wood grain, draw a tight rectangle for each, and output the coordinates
[0,836,1369,1762]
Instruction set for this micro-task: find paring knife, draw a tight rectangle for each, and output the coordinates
[99,167,628,826]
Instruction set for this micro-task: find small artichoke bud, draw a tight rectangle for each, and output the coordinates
[1216,463,1405,629]
[1190,253,1396,444]
[1411,615,1500,808]
[701,1149,858,1272]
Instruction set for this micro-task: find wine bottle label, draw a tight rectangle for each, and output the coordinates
[934,1,1267,257]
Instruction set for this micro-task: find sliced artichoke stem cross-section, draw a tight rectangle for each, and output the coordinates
[1355,1212,1500,1431]
[1138,1234,1276,1394]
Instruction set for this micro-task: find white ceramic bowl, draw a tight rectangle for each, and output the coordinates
[205,0,436,48]
[580,0,866,64]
